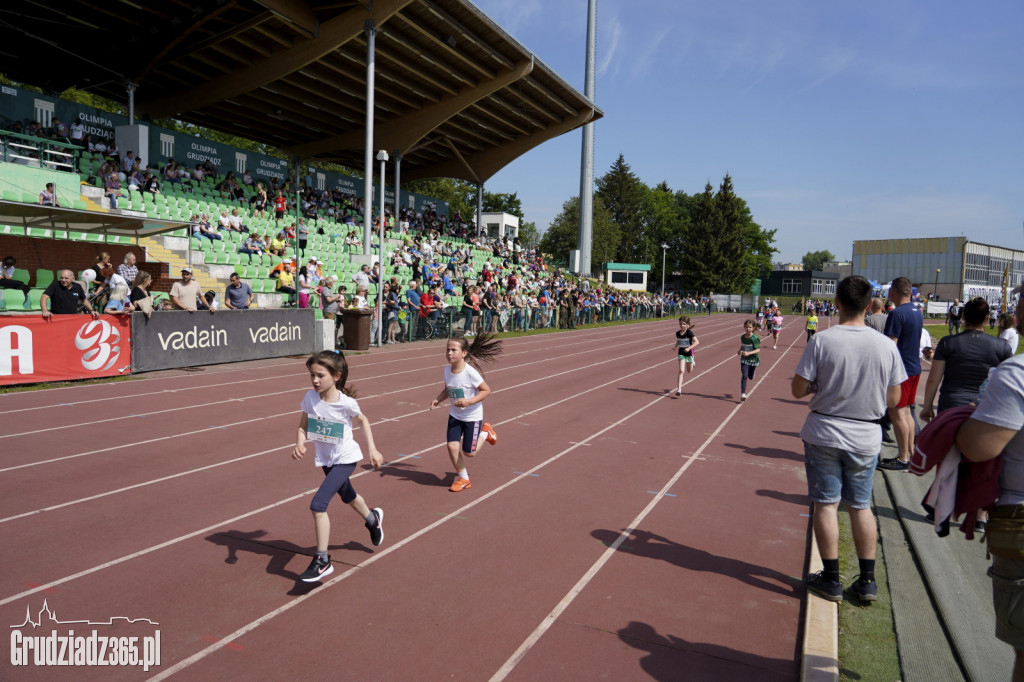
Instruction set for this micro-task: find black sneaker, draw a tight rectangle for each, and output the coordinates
[366,507,384,547]
[878,458,909,471]
[805,571,843,603]
[850,576,878,603]
[298,554,334,582]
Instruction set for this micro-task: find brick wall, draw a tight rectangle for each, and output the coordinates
[0,236,171,292]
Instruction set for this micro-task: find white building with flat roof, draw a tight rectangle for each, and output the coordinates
[474,212,519,240]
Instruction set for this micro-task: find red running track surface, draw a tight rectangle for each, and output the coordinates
[0,314,825,681]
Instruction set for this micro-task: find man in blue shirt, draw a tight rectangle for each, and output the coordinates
[405,280,422,341]
[879,277,924,471]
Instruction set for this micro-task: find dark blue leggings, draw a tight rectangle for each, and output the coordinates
[310,462,357,512]
[740,364,757,393]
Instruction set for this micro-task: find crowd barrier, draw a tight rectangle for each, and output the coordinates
[0,314,132,386]
[130,308,315,372]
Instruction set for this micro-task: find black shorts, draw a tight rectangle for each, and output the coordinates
[447,415,482,454]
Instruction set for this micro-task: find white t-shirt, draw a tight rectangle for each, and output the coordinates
[445,364,485,422]
[1001,328,1020,356]
[300,390,363,467]
[795,325,907,455]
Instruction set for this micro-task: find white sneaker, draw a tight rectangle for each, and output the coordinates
[741,393,747,401]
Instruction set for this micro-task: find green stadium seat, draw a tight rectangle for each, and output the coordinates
[1,226,26,236]
[1,289,25,309]
[26,228,52,238]
[26,288,44,310]
[21,192,36,203]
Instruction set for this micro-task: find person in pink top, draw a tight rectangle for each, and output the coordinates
[770,310,784,349]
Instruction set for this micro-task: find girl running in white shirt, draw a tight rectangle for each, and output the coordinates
[292,351,384,582]
[429,334,502,491]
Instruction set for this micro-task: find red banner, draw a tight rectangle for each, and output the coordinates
[0,315,132,386]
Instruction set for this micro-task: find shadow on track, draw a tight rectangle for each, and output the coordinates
[721,442,804,463]
[591,528,799,598]
[206,529,371,594]
[755,489,811,507]
[377,460,450,487]
[617,620,794,681]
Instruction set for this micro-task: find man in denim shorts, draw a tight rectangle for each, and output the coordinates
[958,294,1024,677]
[791,276,906,603]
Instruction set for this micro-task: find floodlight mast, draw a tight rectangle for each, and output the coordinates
[576,0,596,278]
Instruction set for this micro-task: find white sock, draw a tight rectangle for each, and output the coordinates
[458,469,469,481]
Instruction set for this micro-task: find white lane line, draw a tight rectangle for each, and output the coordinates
[0,324,675,437]
[0,325,743,518]
[0,322,681,417]
[488,335,800,681]
[0,330,744,608]
[0,321,740,471]
[145,359,712,680]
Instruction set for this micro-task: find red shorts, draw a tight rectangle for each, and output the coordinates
[897,374,920,409]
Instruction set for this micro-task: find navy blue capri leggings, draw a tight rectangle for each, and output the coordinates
[310,462,358,512]
[447,415,482,455]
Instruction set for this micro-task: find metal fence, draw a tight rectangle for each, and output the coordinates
[367,300,702,346]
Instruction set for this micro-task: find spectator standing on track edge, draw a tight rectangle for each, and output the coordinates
[947,298,963,336]
[956,293,1024,680]
[792,275,906,603]
[879,277,923,471]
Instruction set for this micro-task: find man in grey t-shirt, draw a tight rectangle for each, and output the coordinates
[224,272,254,310]
[865,297,887,334]
[792,276,905,603]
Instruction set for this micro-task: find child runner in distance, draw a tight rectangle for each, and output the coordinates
[771,309,784,349]
[292,351,384,582]
[806,309,818,342]
[738,319,761,402]
[756,306,766,331]
[429,334,503,492]
[673,316,699,396]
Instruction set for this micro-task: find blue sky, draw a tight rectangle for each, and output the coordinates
[471,0,1024,264]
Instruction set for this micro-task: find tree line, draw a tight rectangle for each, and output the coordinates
[540,154,777,296]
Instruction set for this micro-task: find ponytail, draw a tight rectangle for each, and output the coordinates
[450,333,503,370]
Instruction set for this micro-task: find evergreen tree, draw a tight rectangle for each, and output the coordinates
[596,154,651,265]
[539,195,619,268]
[681,183,731,294]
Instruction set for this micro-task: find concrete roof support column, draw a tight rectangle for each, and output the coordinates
[477,183,483,239]
[363,20,377,256]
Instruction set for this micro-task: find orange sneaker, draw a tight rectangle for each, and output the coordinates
[449,477,472,492]
[482,423,498,446]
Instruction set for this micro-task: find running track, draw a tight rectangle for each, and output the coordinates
[1,314,827,680]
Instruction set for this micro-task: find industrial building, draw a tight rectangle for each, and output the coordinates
[851,237,1024,303]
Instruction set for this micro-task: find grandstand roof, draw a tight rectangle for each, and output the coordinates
[3,0,601,184]
[0,201,187,238]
